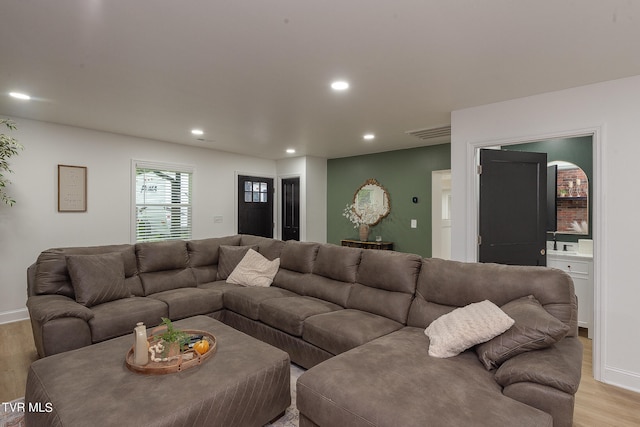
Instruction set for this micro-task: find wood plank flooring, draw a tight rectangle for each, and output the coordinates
[1,321,639,425]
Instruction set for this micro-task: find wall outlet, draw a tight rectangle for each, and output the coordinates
[214,216,223,223]
[411,219,417,228]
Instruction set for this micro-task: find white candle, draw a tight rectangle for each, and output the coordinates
[568,181,573,188]
[576,178,581,186]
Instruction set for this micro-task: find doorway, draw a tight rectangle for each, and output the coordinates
[471,132,598,379]
[237,175,274,238]
[431,170,451,260]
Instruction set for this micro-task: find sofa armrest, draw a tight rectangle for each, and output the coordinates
[495,336,583,395]
[27,295,95,357]
[27,294,94,323]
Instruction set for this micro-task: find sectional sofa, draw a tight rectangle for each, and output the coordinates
[26,235,582,427]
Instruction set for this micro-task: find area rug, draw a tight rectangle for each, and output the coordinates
[0,364,304,427]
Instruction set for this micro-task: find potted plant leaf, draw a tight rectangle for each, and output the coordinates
[151,317,190,359]
[0,119,23,206]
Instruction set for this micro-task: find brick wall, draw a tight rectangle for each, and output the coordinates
[556,168,588,232]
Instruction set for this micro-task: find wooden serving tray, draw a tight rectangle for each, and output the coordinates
[125,329,217,375]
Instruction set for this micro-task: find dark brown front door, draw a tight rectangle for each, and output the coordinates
[237,175,274,238]
[282,177,300,241]
[479,149,547,266]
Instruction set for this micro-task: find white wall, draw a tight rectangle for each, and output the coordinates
[0,117,276,323]
[451,75,640,392]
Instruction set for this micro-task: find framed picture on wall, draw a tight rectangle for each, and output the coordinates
[58,164,87,212]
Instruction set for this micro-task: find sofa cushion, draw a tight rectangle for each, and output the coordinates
[88,297,168,343]
[297,327,553,427]
[279,241,319,273]
[259,296,343,337]
[227,249,280,287]
[188,236,242,284]
[356,250,421,294]
[148,288,224,320]
[240,234,286,260]
[476,295,570,369]
[187,235,242,267]
[347,283,413,324]
[303,309,403,355]
[34,244,138,298]
[301,275,352,307]
[66,253,131,307]
[217,245,258,280]
[312,244,361,283]
[223,287,298,320]
[425,300,514,358]
[139,269,197,295]
[409,258,577,336]
[136,240,189,272]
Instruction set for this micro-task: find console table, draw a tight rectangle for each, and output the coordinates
[341,239,394,250]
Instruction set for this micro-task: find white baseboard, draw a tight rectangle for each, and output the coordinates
[603,366,640,394]
[0,308,29,325]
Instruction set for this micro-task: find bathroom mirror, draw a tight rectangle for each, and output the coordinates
[352,178,391,226]
[548,161,589,234]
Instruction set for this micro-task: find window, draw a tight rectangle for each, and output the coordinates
[244,180,269,203]
[133,161,193,242]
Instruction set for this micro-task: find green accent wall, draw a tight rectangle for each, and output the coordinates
[506,136,593,241]
[327,144,451,257]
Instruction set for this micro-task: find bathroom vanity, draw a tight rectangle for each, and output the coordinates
[547,250,593,338]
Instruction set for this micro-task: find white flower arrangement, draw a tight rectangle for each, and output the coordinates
[342,203,379,228]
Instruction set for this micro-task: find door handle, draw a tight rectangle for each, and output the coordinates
[540,249,546,255]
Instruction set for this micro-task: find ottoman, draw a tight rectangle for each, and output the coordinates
[25,315,290,427]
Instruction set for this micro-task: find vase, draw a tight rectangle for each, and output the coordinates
[359,224,370,241]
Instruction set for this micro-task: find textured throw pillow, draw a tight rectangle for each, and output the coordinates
[217,245,259,280]
[425,300,514,358]
[227,249,280,287]
[66,252,130,307]
[475,295,570,370]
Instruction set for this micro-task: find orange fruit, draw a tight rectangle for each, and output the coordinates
[193,340,209,355]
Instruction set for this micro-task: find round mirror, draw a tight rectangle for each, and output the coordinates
[352,179,391,226]
[548,161,589,234]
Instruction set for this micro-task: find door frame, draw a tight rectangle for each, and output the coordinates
[465,126,604,381]
[234,171,277,237]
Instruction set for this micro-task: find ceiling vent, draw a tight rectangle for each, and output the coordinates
[405,125,451,140]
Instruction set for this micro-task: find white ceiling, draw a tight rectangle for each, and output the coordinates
[2,1,640,160]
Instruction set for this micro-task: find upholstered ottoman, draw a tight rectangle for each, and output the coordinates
[25,315,290,427]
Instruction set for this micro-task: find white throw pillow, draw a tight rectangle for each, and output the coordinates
[226,249,280,287]
[424,300,514,358]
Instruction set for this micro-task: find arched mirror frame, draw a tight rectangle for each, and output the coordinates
[548,160,589,235]
[352,178,391,226]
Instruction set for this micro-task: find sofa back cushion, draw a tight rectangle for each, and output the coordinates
[279,241,319,273]
[240,235,286,260]
[33,244,141,298]
[407,258,578,337]
[187,235,242,284]
[217,245,259,280]
[136,241,196,295]
[66,252,131,307]
[312,244,361,283]
[347,250,422,323]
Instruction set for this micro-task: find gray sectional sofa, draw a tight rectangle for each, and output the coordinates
[26,235,582,427]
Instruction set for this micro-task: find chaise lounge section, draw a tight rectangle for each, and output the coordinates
[26,235,582,426]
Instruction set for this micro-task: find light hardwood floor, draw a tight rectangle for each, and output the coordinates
[1,321,639,425]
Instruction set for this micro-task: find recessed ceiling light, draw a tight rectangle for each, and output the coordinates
[330,81,349,91]
[286,148,296,154]
[363,134,375,140]
[9,92,31,100]
[191,129,204,136]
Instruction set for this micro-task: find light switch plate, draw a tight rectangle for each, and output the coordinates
[411,219,417,228]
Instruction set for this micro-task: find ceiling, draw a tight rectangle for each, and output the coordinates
[2,1,640,160]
